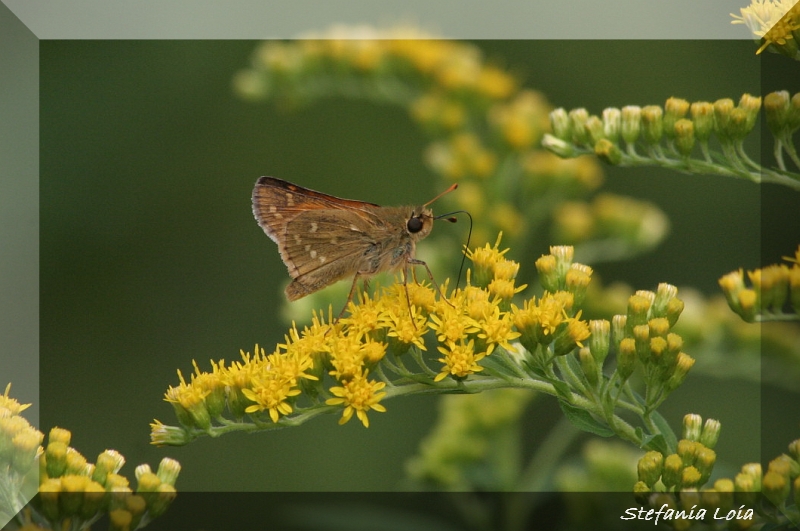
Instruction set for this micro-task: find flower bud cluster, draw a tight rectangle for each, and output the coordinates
[719,245,800,322]
[35,428,179,530]
[635,417,720,492]
[547,94,765,163]
[598,284,693,406]
[0,384,42,519]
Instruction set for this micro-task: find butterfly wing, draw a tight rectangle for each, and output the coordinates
[252,177,380,243]
[252,177,388,299]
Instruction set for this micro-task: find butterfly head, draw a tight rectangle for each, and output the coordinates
[406,207,434,241]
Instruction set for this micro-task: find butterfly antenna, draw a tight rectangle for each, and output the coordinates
[423,183,458,208]
[434,210,473,291]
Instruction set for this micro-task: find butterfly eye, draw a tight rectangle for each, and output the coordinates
[407,215,424,233]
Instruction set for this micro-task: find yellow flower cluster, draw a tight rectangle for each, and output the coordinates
[236,27,517,105]
[34,425,178,530]
[0,383,41,517]
[731,0,800,57]
[719,244,800,322]
[157,236,595,437]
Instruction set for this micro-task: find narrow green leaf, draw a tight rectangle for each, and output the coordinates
[558,400,615,437]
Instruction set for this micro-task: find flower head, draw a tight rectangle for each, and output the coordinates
[435,339,486,381]
[326,370,387,427]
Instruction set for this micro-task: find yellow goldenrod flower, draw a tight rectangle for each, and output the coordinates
[381,303,428,353]
[435,339,486,381]
[459,284,496,321]
[328,333,367,382]
[429,303,480,344]
[163,371,212,430]
[0,383,32,415]
[465,233,511,288]
[475,305,521,355]
[326,370,387,427]
[487,277,526,307]
[241,376,301,423]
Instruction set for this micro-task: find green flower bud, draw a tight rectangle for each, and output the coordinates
[664,97,690,139]
[682,414,703,442]
[550,108,572,140]
[665,298,685,328]
[156,457,182,487]
[39,478,62,521]
[620,105,642,145]
[594,138,622,165]
[641,105,664,146]
[92,449,126,486]
[664,353,695,391]
[637,450,664,487]
[611,314,627,353]
[616,338,637,381]
[633,480,651,505]
[765,91,791,136]
[762,470,789,508]
[588,319,611,364]
[690,101,715,143]
[78,481,107,520]
[541,134,578,158]
[713,98,735,141]
[148,483,178,518]
[738,93,761,132]
[681,466,702,488]
[725,107,751,142]
[565,264,592,305]
[568,108,591,146]
[109,509,133,531]
[695,446,717,484]
[632,325,650,364]
[602,107,621,142]
[627,295,652,329]
[49,427,72,446]
[60,475,90,516]
[45,441,69,479]
[585,115,606,145]
[699,418,721,449]
[673,119,695,157]
[788,438,800,461]
[662,453,683,489]
[677,439,698,466]
[648,317,670,338]
[713,478,735,513]
[535,253,560,292]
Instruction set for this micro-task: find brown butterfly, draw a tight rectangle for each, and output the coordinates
[252,177,456,311]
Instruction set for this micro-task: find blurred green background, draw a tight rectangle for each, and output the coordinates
[39,39,798,492]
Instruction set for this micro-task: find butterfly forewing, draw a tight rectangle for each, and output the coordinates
[253,177,390,299]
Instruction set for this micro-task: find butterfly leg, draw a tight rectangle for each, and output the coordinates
[336,272,363,323]
[407,258,455,308]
